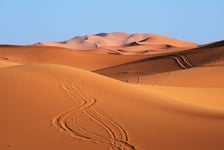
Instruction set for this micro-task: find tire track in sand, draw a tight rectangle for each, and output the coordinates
[85,107,135,150]
[39,48,47,59]
[180,55,193,67]
[172,55,193,69]
[52,81,135,150]
[172,56,187,69]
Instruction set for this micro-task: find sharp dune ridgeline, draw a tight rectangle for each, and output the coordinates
[0,32,224,150]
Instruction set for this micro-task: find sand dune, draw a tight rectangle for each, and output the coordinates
[34,32,198,51]
[139,85,224,111]
[89,43,193,55]
[134,66,224,87]
[0,59,20,68]
[1,64,224,150]
[0,33,224,150]
[0,45,149,70]
[95,41,224,82]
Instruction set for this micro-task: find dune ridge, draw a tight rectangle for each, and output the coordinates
[0,45,149,70]
[34,32,198,51]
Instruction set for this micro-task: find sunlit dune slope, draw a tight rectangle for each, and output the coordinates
[134,66,224,87]
[0,45,149,70]
[1,64,224,150]
[139,85,224,111]
[0,59,20,68]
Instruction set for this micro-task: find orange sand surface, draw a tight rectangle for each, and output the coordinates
[0,33,224,150]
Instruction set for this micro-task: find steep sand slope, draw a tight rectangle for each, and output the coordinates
[35,32,198,50]
[0,45,149,70]
[1,64,224,150]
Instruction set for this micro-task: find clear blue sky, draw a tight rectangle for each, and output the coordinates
[0,0,223,44]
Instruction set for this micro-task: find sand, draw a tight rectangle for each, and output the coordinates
[34,32,198,50]
[0,33,224,150]
[0,45,149,71]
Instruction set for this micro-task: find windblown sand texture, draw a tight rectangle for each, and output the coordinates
[0,33,224,150]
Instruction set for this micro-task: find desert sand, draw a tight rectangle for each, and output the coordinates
[34,32,198,50]
[0,33,224,150]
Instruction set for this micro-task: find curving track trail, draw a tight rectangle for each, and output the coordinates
[52,81,135,150]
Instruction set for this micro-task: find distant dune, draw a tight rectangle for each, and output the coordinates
[0,33,224,150]
[34,32,198,51]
